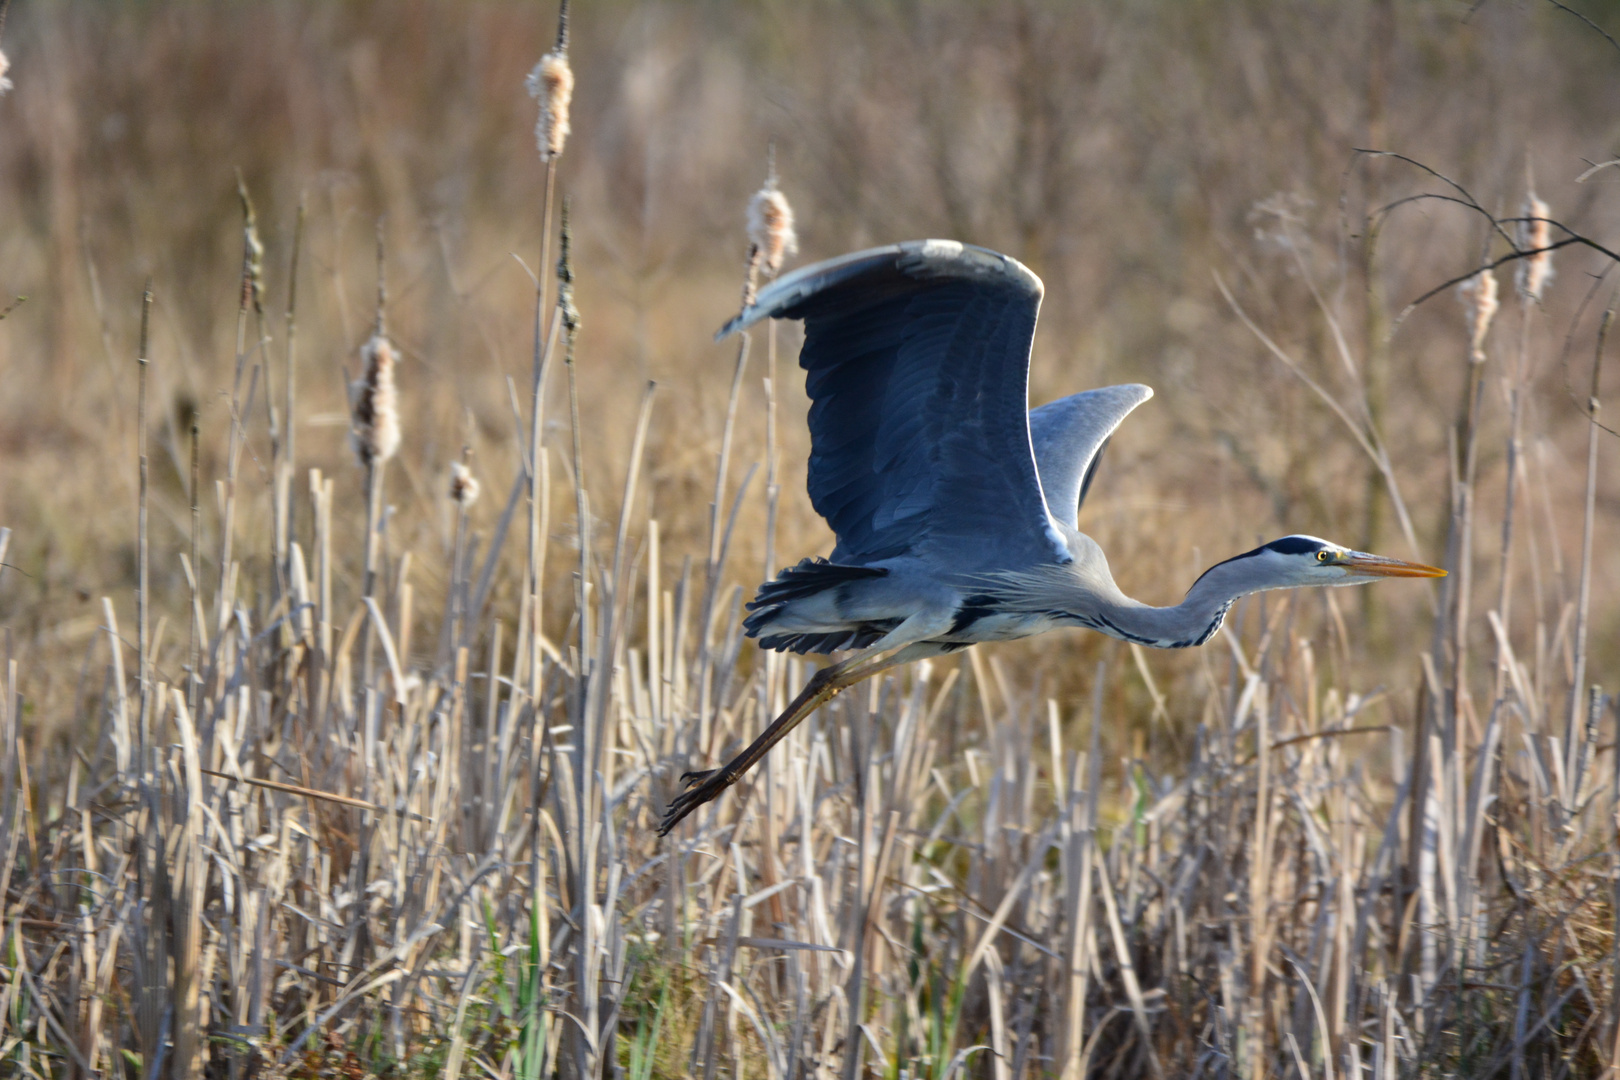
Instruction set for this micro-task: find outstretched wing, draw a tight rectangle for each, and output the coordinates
[1028,384,1153,530]
[720,240,1068,572]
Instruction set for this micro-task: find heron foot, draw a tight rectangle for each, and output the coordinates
[657,767,738,836]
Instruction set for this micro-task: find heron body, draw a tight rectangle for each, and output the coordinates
[658,239,1443,834]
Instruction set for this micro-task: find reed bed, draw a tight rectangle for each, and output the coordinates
[1,3,1619,1078]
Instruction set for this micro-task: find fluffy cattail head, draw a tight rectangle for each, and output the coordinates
[237,173,265,312]
[449,460,480,509]
[1516,192,1553,302]
[747,184,798,278]
[526,52,574,161]
[1457,270,1499,363]
[350,333,401,467]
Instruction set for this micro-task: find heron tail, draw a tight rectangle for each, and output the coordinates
[743,558,892,655]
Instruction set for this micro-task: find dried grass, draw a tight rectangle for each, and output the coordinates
[0,3,1616,1079]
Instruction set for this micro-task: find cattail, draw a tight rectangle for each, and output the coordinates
[747,183,798,278]
[350,333,400,467]
[237,172,265,312]
[1516,192,1553,302]
[526,51,573,161]
[449,460,480,509]
[1457,270,1499,363]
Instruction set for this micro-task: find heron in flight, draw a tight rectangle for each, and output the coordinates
[659,240,1443,835]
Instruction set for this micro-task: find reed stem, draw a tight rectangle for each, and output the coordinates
[283,197,305,557]
[528,157,558,701]
[1566,299,1609,803]
[136,284,151,752]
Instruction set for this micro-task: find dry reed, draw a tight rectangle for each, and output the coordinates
[351,333,402,468]
[1517,191,1554,302]
[748,185,798,279]
[0,5,1616,1080]
[1458,269,1499,364]
[527,0,574,165]
[450,459,481,509]
[742,162,798,309]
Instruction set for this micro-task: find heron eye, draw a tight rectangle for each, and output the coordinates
[1316,550,1330,562]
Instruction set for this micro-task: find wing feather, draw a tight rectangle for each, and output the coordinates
[720,241,1067,571]
[1028,384,1153,529]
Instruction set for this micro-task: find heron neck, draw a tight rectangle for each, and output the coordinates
[1087,559,1251,649]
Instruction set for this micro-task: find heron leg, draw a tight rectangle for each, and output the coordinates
[658,642,934,835]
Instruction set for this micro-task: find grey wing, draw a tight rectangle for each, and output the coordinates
[1028,384,1153,530]
[720,240,1069,572]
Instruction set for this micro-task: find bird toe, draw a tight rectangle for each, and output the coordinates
[679,768,718,788]
[658,768,740,836]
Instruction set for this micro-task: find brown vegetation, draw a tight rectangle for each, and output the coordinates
[0,1,1617,1076]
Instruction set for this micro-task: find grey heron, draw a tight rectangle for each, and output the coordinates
[658,240,1443,835]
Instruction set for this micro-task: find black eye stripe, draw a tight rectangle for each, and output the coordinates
[1265,536,1327,556]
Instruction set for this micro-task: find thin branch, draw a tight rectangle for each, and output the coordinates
[1355,149,1520,250]
[1358,150,1620,335]
[1545,0,1620,58]
[198,767,427,822]
[1557,267,1620,437]
[1214,270,1424,560]
[1575,158,1620,183]
[1398,238,1585,322]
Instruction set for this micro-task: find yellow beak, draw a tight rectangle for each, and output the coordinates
[1341,552,1447,579]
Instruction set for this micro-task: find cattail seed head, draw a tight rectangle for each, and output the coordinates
[449,461,480,509]
[556,202,581,342]
[1457,270,1499,364]
[238,175,265,312]
[1516,192,1553,302]
[0,51,12,96]
[747,184,798,278]
[351,333,401,467]
[526,52,574,161]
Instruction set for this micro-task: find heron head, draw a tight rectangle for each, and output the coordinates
[1190,534,1445,596]
[1253,535,1446,586]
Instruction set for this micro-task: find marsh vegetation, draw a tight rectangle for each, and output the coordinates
[0,1,1617,1076]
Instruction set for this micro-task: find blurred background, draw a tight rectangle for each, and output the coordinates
[0,0,1616,758]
